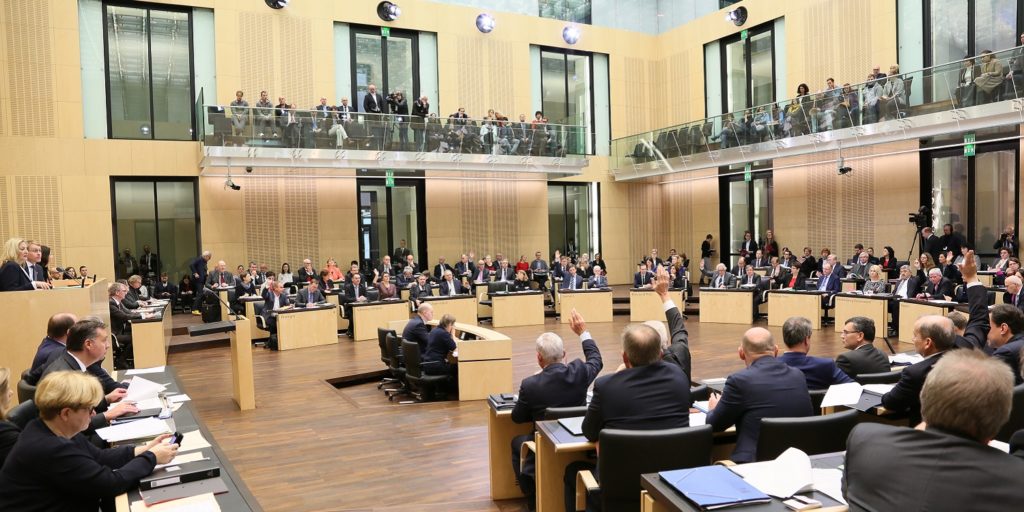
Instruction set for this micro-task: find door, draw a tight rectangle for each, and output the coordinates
[357,179,426,273]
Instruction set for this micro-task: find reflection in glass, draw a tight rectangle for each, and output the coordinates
[549,184,593,257]
[729,180,751,266]
[974,151,1016,252]
[749,32,774,108]
[725,39,748,113]
[390,186,419,264]
[155,182,198,280]
[974,0,1016,61]
[929,155,969,233]
[354,33,383,111]
[150,10,192,140]
[930,0,969,102]
[538,0,592,24]
[543,50,593,155]
[113,180,198,283]
[107,6,151,139]
[359,185,389,265]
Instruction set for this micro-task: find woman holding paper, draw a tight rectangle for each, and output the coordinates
[0,371,178,512]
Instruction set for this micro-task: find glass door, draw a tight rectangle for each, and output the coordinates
[548,183,597,260]
[357,179,426,273]
[717,22,776,115]
[111,178,200,283]
[719,165,773,267]
[351,27,418,117]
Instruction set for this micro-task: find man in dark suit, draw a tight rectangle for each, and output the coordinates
[402,303,433,352]
[392,239,413,267]
[377,255,396,278]
[551,255,570,280]
[188,250,211,315]
[152,273,177,304]
[512,311,603,507]
[836,316,890,379]
[139,244,159,282]
[651,269,692,381]
[633,262,654,288]
[748,249,768,268]
[702,262,736,289]
[24,241,46,284]
[108,282,142,345]
[988,304,1024,384]
[261,281,291,339]
[493,260,515,283]
[848,251,871,279]
[844,349,1024,511]
[921,226,943,263]
[706,327,813,462]
[559,265,583,290]
[779,317,854,389]
[204,260,231,289]
[296,279,325,306]
[564,322,691,512]
[587,266,608,289]
[529,251,549,290]
[432,257,453,282]
[363,84,386,149]
[454,254,475,279]
[341,273,370,337]
[409,273,433,308]
[994,225,1019,256]
[438,270,464,296]
[729,256,747,277]
[296,258,317,285]
[917,268,953,299]
[30,313,77,373]
[1004,275,1024,311]
[739,231,758,259]
[816,261,841,307]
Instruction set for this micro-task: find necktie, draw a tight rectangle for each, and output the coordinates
[27,265,33,280]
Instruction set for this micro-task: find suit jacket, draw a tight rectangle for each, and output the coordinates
[560,274,583,290]
[739,239,758,256]
[473,267,492,283]
[108,298,140,336]
[778,351,854,390]
[633,271,655,288]
[30,337,66,373]
[423,328,457,364]
[409,282,432,299]
[848,262,871,279]
[454,261,475,276]
[881,352,945,426]
[843,423,1024,512]
[530,259,549,272]
[493,266,515,282]
[206,269,231,288]
[261,292,291,322]
[738,273,762,288]
[153,281,176,298]
[188,256,208,282]
[551,263,569,279]
[816,273,841,294]
[992,333,1024,385]
[0,418,157,512]
[581,361,691,442]
[588,275,608,289]
[954,283,990,350]
[749,257,769,268]
[139,252,159,276]
[512,338,603,423]
[1004,289,1024,310]
[0,260,33,291]
[706,356,813,462]
[402,316,431,352]
[23,262,45,282]
[439,279,464,296]
[296,267,317,285]
[705,271,736,289]
[663,301,692,381]
[922,277,954,299]
[37,352,112,431]
[335,104,355,121]
[296,287,325,306]
[922,235,943,262]
[891,276,920,298]
[835,343,890,379]
[363,92,385,114]
[342,282,368,302]
[0,420,18,469]
[432,263,453,281]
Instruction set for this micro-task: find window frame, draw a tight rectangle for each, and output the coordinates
[348,25,421,112]
[715,20,777,115]
[539,46,598,155]
[109,176,201,281]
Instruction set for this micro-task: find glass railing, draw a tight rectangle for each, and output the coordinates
[199,104,588,157]
[612,45,1024,172]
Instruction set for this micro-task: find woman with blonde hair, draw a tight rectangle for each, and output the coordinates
[0,371,178,510]
[0,367,18,466]
[0,238,36,291]
[862,265,887,294]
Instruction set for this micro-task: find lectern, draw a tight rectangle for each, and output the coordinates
[188,319,255,410]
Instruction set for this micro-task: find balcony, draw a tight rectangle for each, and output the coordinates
[612,46,1024,181]
[195,102,589,177]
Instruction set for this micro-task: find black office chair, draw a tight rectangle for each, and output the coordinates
[400,339,450,402]
[689,384,710,403]
[384,333,409,401]
[366,288,380,302]
[543,406,589,420]
[809,388,827,415]
[996,383,1024,442]
[756,409,859,461]
[856,369,902,385]
[17,370,35,403]
[6,399,37,430]
[377,328,399,391]
[575,426,714,512]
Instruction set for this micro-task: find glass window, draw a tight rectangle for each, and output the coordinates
[974,150,1016,251]
[724,40,748,113]
[351,28,418,120]
[974,0,1017,55]
[549,184,597,259]
[112,179,200,284]
[539,0,592,24]
[356,180,426,270]
[721,164,773,266]
[105,4,193,140]
[541,48,598,155]
[929,154,969,230]
[929,0,969,102]
[749,31,774,107]
[354,32,384,111]
[713,22,775,115]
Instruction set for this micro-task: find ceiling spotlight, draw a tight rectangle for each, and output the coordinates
[225,176,241,191]
[476,13,495,34]
[264,0,288,9]
[377,1,401,22]
[562,25,580,45]
[725,6,748,26]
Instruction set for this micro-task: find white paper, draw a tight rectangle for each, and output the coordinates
[167,394,191,404]
[689,412,706,426]
[702,377,727,385]
[133,397,164,410]
[820,382,863,408]
[862,383,895,395]
[125,376,166,402]
[155,451,207,470]
[177,429,212,452]
[96,417,170,442]
[124,366,166,376]
[989,440,1011,453]
[692,400,710,413]
[811,468,847,505]
[130,492,221,512]
[890,353,924,365]
[730,447,814,498]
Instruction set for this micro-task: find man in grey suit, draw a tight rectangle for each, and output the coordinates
[835,316,890,379]
[844,349,1024,510]
[205,260,232,289]
[848,251,871,279]
[296,279,325,306]
[701,262,736,289]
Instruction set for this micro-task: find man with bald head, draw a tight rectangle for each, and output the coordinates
[706,327,812,462]
[881,314,956,426]
[1004,275,1024,311]
[30,312,78,372]
[206,260,231,288]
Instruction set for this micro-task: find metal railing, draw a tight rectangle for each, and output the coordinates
[612,45,1024,173]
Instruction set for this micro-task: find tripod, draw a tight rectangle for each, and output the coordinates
[905,225,924,264]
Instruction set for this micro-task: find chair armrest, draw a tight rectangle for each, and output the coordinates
[519,440,536,473]
[575,469,600,511]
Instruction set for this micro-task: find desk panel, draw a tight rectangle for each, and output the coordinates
[276,306,338,350]
[130,302,173,368]
[242,298,271,340]
[767,291,822,329]
[630,290,685,322]
[535,421,594,512]
[351,301,409,341]
[492,293,545,328]
[558,290,613,323]
[324,293,350,331]
[488,407,534,500]
[422,295,478,325]
[899,300,953,343]
[476,285,492,318]
[834,295,889,333]
[699,289,754,324]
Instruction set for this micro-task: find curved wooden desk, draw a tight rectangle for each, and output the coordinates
[422,294,478,324]
[427,320,512,401]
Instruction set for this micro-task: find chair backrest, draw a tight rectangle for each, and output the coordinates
[997,383,1024,442]
[377,328,395,365]
[756,409,859,461]
[400,339,424,379]
[543,406,589,420]
[386,333,404,371]
[689,384,710,403]
[598,425,714,508]
[6,399,37,430]
[366,288,380,302]
[856,369,902,385]
[808,388,827,414]
[17,370,36,403]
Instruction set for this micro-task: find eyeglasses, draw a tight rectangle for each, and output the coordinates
[841,330,861,335]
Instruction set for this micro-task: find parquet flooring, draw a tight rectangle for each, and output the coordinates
[168,310,858,511]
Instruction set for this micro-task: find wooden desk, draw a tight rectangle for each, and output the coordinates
[324,291,350,332]
[0,278,111,380]
[639,452,848,512]
[425,320,513,400]
[475,284,492,318]
[276,305,339,350]
[535,419,595,512]
[215,287,232,321]
[129,301,173,368]
[841,278,862,292]
[350,299,409,341]
[978,271,996,286]
[765,290,825,329]
[488,403,535,500]
[834,293,890,333]
[229,318,255,410]
[241,296,271,340]
[558,289,613,323]
[699,288,755,324]
[898,298,956,343]
[630,289,686,322]
[422,294,478,325]
[492,291,545,327]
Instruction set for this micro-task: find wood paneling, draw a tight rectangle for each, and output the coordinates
[14,176,63,268]
[3,0,53,137]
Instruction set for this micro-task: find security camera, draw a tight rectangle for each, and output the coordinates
[225,177,241,191]
[245,166,253,173]
[837,157,852,175]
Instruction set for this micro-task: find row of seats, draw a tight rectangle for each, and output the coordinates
[376,328,451,402]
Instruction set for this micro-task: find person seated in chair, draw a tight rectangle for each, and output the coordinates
[701,262,736,289]
[849,251,872,279]
[438,270,465,296]
[232,273,259,314]
[152,273,176,305]
[633,262,655,288]
[296,278,325,306]
[916,268,953,300]
[341,273,369,337]
[780,317,854,389]
[423,314,459,381]
[376,272,398,300]
[560,265,583,290]
[511,270,533,292]
[409,273,433,308]
[588,266,608,289]
[108,282,143,347]
[836,316,890,379]
[261,281,291,341]
[403,303,433,352]
[816,262,841,308]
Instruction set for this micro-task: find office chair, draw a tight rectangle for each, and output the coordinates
[376,328,400,390]
[574,425,714,512]
[808,388,827,415]
[384,333,409,401]
[689,383,710,403]
[756,409,858,461]
[6,399,37,430]
[996,383,1024,442]
[855,369,902,385]
[400,339,451,402]
[17,370,35,403]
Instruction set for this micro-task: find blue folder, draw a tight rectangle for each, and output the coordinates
[659,465,771,509]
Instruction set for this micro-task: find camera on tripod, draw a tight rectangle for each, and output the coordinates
[908,206,931,229]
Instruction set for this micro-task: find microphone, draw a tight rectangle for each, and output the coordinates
[203,288,242,321]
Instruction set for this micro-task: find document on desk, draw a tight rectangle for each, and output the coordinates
[167,394,192,404]
[155,451,208,470]
[125,366,166,376]
[862,384,895,395]
[890,353,924,365]
[820,382,863,408]
[811,468,847,505]
[96,417,170,443]
[126,376,166,402]
[177,429,212,452]
[688,412,706,426]
[131,492,220,512]
[728,448,813,499]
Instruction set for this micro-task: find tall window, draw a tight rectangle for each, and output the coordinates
[357,178,426,272]
[111,178,200,283]
[922,143,1018,256]
[548,183,599,259]
[541,48,595,155]
[719,163,773,266]
[351,27,419,112]
[539,0,591,24]
[104,2,194,140]
[714,22,776,114]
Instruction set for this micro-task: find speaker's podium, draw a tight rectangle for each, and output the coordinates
[188,319,255,411]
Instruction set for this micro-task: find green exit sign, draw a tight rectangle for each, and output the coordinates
[744,163,752,182]
[964,132,976,156]
[385,170,395,187]
[964,144,976,157]
[740,29,748,40]
[380,26,390,37]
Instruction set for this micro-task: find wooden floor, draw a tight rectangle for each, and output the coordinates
[168,309,863,512]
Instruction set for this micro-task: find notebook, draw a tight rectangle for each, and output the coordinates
[659,465,771,509]
[557,416,585,436]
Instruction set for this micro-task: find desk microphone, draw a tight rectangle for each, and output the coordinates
[203,288,242,321]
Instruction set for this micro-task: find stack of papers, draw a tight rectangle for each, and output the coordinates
[729,448,847,505]
[178,430,212,453]
[96,417,170,442]
[130,492,220,512]
[890,353,924,365]
[126,376,167,402]
[820,382,895,409]
[125,366,166,376]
